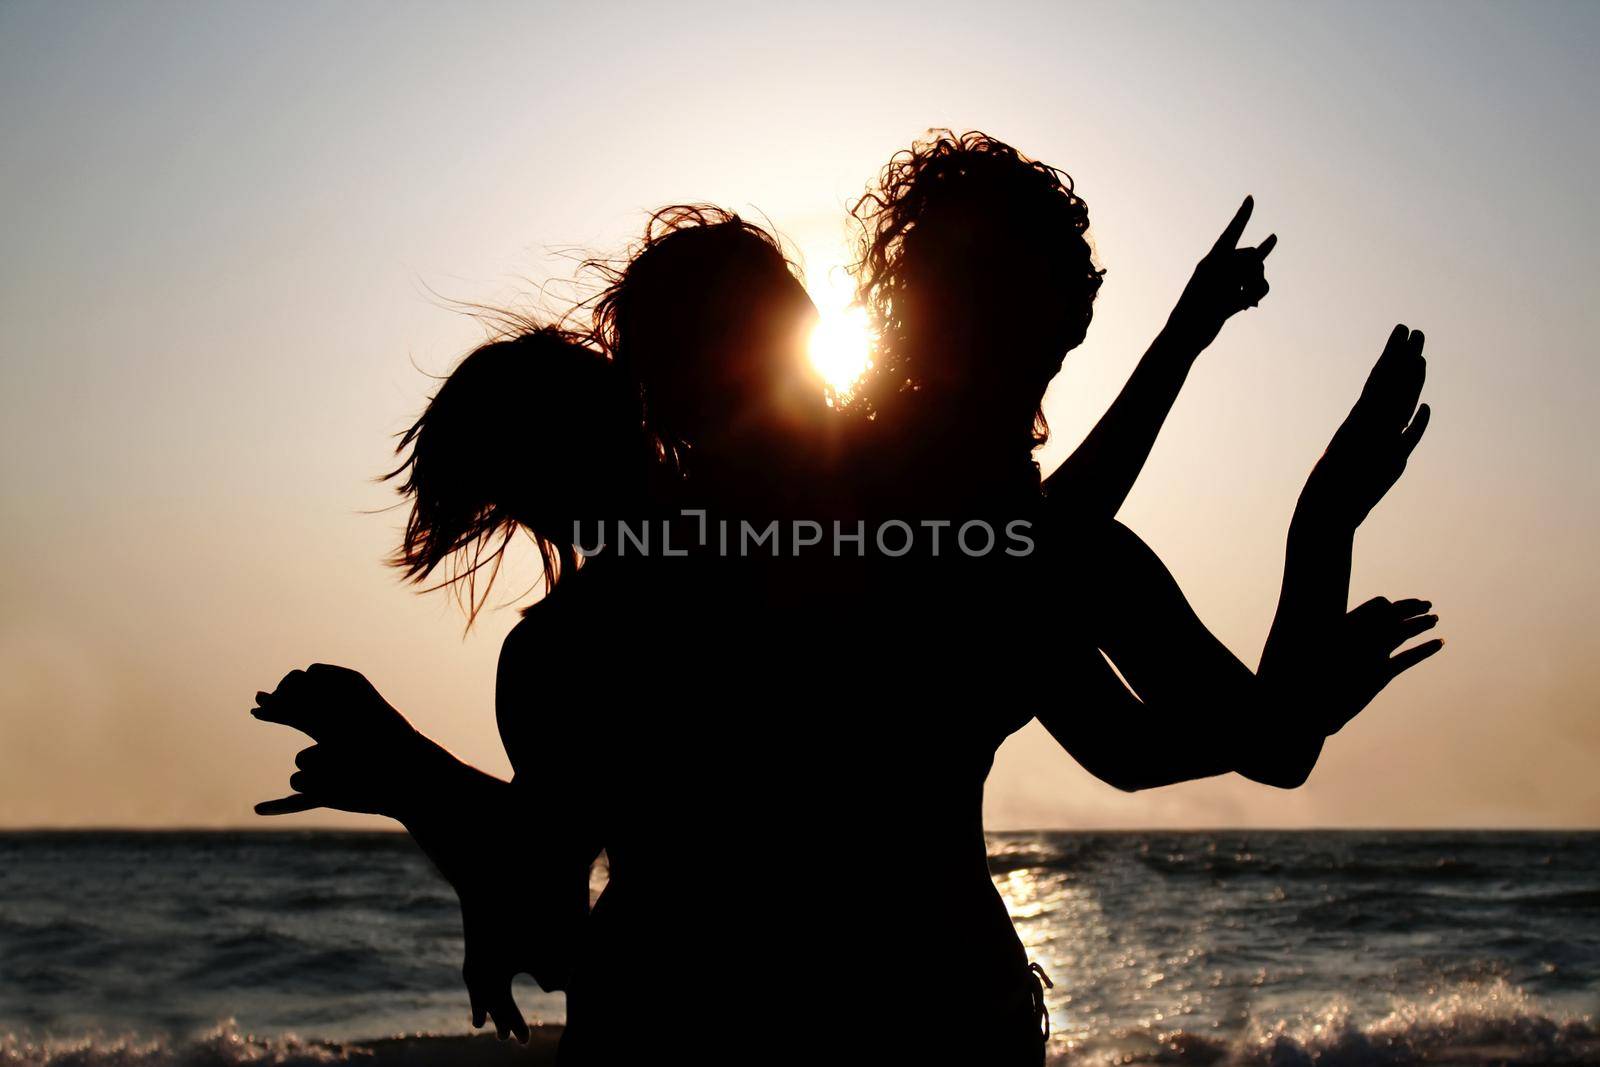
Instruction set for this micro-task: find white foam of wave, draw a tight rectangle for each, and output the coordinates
[0,1021,357,1067]
[1048,980,1599,1066]
[6,984,1596,1067]
[0,1021,561,1067]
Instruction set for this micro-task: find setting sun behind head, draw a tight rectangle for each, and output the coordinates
[805,263,873,399]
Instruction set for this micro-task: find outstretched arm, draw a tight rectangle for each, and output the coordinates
[1035,524,1258,791]
[251,663,516,873]
[1037,519,1323,790]
[1046,197,1275,519]
[1258,324,1442,733]
[1039,326,1442,790]
[251,610,600,1040]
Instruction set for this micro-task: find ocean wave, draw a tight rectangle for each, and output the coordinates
[1498,887,1600,911]
[262,892,454,918]
[7,983,1594,1067]
[0,916,110,950]
[1047,980,1599,1065]
[0,1022,560,1067]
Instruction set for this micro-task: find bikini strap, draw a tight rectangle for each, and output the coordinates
[1028,961,1054,1040]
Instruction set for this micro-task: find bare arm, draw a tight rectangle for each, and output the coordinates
[1038,519,1320,791]
[249,597,603,1038]
[1258,325,1442,733]
[1046,197,1275,520]
[1038,327,1442,791]
[1035,636,1243,793]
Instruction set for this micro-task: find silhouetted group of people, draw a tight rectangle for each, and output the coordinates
[251,131,1441,1065]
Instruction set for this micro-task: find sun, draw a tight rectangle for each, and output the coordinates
[805,264,873,398]
[808,303,873,397]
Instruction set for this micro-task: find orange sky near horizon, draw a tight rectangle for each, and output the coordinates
[1,1,1596,829]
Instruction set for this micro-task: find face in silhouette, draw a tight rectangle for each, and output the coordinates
[595,207,823,475]
[856,133,1102,467]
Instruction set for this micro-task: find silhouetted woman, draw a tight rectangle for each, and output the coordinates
[254,206,845,1061]
[840,130,1441,1060]
[542,206,840,1063]
[253,325,647,1019]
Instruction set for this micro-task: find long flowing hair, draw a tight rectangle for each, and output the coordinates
[386,325,638,625]
[386,205,800,623]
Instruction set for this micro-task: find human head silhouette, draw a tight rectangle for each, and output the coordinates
[589,205,821,473]
[387,327,643,621]
[852,131,1103,461]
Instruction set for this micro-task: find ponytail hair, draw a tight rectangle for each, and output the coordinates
[387,326,641,625]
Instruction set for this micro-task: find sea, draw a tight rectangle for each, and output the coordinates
[1,830,1596,1065]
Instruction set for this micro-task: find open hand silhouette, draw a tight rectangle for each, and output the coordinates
[1266,324,1442,738]
[1318,595,1442,735]
[1302,324,1432,530]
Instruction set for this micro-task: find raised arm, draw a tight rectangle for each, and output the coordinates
[1038,326,1442,791]
[1045,197,1275,519]
[1259,324,1442,734]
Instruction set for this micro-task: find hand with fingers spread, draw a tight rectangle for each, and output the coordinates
[1301,324,1432,530]
[1316,596,1443,736]
[1167,195,1277,345]
[251,663,431,818]
[1257,323,1443,755]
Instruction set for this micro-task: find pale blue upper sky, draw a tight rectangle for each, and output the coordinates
[1,1,1596,827]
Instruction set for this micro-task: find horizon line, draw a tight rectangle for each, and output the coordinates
[3,824,1597,835]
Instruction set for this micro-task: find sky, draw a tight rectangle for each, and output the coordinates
[0,1,1596,829]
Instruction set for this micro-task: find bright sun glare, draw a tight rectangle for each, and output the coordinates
[805,264,873,398]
